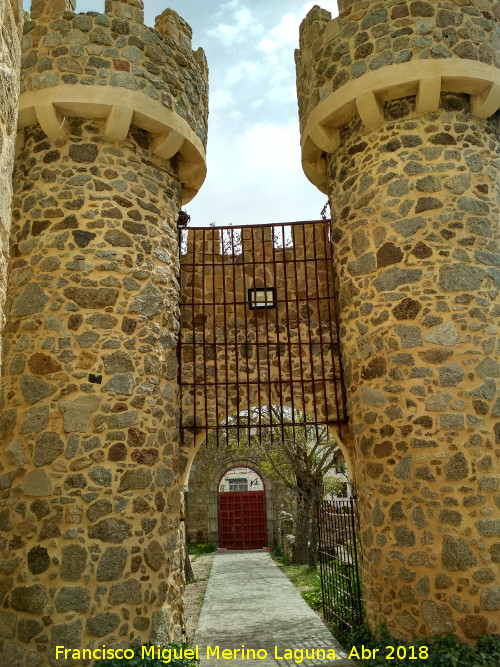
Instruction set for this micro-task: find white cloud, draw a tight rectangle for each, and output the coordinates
[258,3,339,55]
[208,5,264,46]
[225,60,261,87]
[251,99,264,110]
[210,89,236,111]
[258,13,301,53]
[302,1,339,19]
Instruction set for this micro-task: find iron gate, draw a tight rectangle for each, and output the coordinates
[178,220,348,451]
[218,490,267,550]
[317,498,363,642]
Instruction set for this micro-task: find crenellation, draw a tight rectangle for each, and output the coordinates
[104,0,144,22]
[296,0,500,155]
[155,8,192,50]
[30,0,75,20]
[184,223,334,265]
[298,5,332,44]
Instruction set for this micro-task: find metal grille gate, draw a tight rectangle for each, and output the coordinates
[179,220,347,443]
[317,498,363,642]
[178,220,348,549]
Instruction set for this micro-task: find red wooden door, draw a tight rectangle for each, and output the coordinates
[218,490,267,549]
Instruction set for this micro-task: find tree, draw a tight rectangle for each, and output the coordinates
[199,406,346,567]
[240,406,343,567]
[323,455,353,499]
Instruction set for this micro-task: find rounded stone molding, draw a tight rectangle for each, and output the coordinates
[18,85,207,204]
[300,59,500,192]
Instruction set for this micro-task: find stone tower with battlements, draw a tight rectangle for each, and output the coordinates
[0,0,208,664]
[296,0,500,643]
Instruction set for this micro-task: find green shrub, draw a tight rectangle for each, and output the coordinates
[302,586,323,610]
[95,642,199,667]
[186,543,215,557]
[343,625,500,666]
[272,548,291,566]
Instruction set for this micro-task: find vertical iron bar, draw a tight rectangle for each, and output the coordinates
[311,223,331,432]
[191,228,198,452]
[291,223,309,446]
[249,228,264,441]
[201,230,210,448]
[261,225,274,450]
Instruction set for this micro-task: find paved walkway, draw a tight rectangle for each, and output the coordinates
[193,551,355,666]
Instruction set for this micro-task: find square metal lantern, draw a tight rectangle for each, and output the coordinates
[248,287,275,310]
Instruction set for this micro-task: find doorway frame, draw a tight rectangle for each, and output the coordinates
[208,459,276,549]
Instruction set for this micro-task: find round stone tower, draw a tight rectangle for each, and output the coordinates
[0,0,208,664]
[0,0,23,342]
[296,1,500,643]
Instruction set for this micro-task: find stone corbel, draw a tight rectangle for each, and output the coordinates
[309,123,340,153]
[416,76,441,113]
[356,91,383,130]
[300,59,500,190]
[19,85,207,203]
[152,130,185,161]
[34,103,68,139]
[104,105,133,142]
[471,83,500,119]
[178,158,205,190]
[301,135,328,194]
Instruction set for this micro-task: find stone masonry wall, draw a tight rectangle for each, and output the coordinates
[0,118,184,667]
[0,1,208,664]
[330,95,500,642]
[0,0,23,349]
[296,1,500,645]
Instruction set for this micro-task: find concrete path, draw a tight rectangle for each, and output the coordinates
[193,551,355,666]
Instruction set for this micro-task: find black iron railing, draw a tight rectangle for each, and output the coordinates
[317,498,363,643]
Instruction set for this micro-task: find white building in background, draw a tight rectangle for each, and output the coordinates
[324,457,354,500]
[219,466,264,492]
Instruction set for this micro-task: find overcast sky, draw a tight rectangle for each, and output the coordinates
[22,0,340,226]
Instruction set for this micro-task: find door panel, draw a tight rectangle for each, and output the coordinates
[218,490,267,549]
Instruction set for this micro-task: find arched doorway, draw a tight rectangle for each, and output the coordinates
[217,465,267,549]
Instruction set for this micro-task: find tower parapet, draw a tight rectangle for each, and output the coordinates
[296,1,500,191]
[19,0,208,203]
[296,0,500,645]
[0,1,208,664]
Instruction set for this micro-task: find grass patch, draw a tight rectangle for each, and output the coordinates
[187,543,215,558]
[276,561,319,588]
[272,549,322,610]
